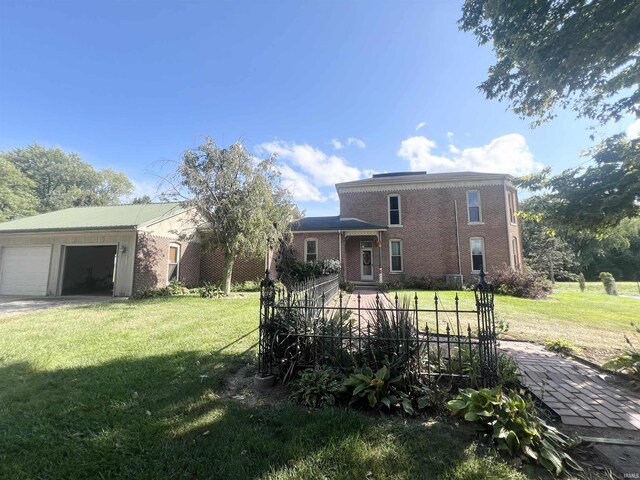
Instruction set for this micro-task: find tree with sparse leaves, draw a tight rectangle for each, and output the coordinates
[1,144,133,214]
[460,0,640,230]
[174,138,296,295]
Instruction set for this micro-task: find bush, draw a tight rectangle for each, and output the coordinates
[339,281,355,293]
[545,339,575,356]
[577,273,586,292]
[134,280,190,299]
[200,282,225,298]
[488,266,552,299]
[603,322,640,381]
[447,387,581,476]
[232,279,261,292]
[289,367,344,408]
[379,276,462,292]
[599,272,618,295]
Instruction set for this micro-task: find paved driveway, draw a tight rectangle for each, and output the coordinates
[0,295,118,318]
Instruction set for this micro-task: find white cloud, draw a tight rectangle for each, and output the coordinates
[446,131,454,141]
[128,179,163,202]
[347,137,366,149]
[277,163,326,202]
[330,138,344,150]
[397,133,544,177]
[416,122,426,131]
[626,118,640,139]
[260,141,362,186]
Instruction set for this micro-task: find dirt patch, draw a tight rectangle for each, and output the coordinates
[220,364,288,407]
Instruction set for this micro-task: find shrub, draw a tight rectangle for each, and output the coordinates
[603,322,640,381]
[289,367,344,408]
[488,266,552,299]
[339,281,355,293]
[200,282,225,298]
[599,272,618,295]
[447,387,581,476]
[545,339,575,357]
[577,273,586,292]
[134,280,190,299]
[232,279,261,292]
[285,258,341,284]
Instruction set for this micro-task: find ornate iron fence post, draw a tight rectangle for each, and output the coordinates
[474,270,498,386]
[258,269,275,378]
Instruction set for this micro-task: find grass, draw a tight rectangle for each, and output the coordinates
[0,295,531,479]
[395,281,638,365]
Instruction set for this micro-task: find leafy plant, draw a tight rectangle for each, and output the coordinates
[342,362,415,415]
[603,322,640,381]
[231,279,261,292]
[545,339,575,357]
[200,282,225,298]
[134,280,190,299]
[289,367,344,408]
[447,387,581,476]
[577,273,586,292]
[599,272,618,295]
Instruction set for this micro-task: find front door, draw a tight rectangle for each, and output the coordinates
[360,241,373,281]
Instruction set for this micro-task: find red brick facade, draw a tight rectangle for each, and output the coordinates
[292,174,524,284]
[200,248,265,284]
[132,233,201,294]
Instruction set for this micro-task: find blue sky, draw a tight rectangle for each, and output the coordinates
[0,1,636,216]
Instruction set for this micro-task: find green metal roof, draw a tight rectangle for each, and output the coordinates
[0,203,186,233]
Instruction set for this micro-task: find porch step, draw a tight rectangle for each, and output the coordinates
[351,281,379,291]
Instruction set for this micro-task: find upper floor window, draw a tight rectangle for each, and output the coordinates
[467,191,482,223]
[512,237,519,269]
[470,237,485,274]
[388,194,401,226]
[508,191,517,224]
[168,243,180,282]
[305,238,317,263]
[390,239,403,273]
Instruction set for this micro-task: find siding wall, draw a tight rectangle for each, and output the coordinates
[0,230,137,296]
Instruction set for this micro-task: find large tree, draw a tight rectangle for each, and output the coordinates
[174,138,296,295]
[0,157,39,222]
[1,144,133,213]
[460,0,640,230]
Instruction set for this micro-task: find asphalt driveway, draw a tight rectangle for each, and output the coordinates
[0,295,118,318]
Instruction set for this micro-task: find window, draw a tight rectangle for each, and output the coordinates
[168,244,180,282]
[508,191,517,224]
[467,191,482,223]
[388,194,401,226]
[305,238,317,262]
[470,238,485,273]
[390,239,403,273]
[512,237,519,269]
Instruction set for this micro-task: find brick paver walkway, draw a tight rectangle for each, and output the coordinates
[501,341,640,431]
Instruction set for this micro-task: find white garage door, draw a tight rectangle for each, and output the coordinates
[0,246,52,296]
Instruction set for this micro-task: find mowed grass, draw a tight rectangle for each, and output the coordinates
[397,281,639,365]
[0,295,530,480]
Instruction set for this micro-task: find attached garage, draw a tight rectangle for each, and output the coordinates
[0,246,52,295]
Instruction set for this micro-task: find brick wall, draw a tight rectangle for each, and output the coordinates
[291,232,341,262]
[132,233,201,294]
[333,183,521,282]
[200,248,265,284]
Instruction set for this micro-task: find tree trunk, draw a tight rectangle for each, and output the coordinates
[222,252,235,295]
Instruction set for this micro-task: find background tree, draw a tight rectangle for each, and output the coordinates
[131,195,153,204]
[460,0,640,230]
[0,144,133,214]
[0,157,39,221]
[174,138,296,295]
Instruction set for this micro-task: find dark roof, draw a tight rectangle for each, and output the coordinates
[372,171,426,178]
[0,203,185,233]
[291,216,387,232]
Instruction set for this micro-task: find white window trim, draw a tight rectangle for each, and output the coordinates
[168,243,181,283]
[466,190,484,224]
[304,238,318,263]
[389,239,403,273]
[470,237,485,274]
[508,191,517,225]
[387,194,402,227]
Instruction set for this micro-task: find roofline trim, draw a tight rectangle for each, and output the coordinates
[0,226,137,235]
[337,178,512,194]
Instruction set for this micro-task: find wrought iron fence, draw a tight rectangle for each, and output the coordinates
[258,270,498,387]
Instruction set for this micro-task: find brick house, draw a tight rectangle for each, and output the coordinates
[0,203,264,297]
[291,171,523,284]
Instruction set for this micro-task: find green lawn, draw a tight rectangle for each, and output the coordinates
[0,296,530,480]
[397,281,638,365]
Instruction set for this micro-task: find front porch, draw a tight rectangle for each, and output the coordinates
[342,231,385,283]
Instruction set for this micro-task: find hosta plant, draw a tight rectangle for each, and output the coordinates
[446,387,581,476]
[289,367,344,408]
[603,322,640,381]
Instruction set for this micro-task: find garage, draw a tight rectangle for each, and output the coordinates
[61,245,117,295]
[0,246,52,295]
